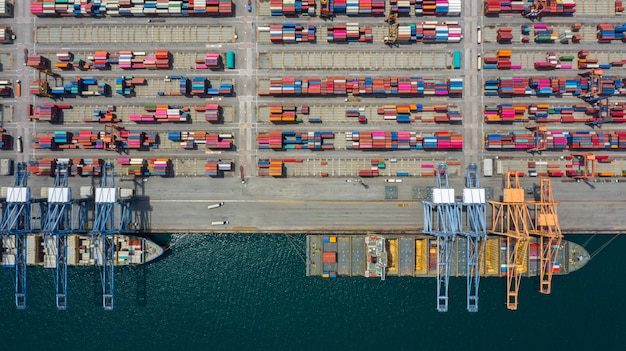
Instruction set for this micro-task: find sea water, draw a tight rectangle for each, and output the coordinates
[0,234,623,350]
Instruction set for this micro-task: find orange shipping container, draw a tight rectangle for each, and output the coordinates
[322,251,337,263]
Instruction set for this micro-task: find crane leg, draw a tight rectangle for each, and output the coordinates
[15,233,27,309]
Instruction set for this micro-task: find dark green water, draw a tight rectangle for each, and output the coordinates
[0,234,624,350]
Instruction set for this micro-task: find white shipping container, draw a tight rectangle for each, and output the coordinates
[483,159,493,177]
[495,160,504,175]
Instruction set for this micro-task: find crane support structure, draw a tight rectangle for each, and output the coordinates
[41,163,88,309]
[461,164,487,312]
[526,125,548,154]
[0,162,36,309]
[531,178,563,295]
[91,163,134,310]
[489,171,536,310]
[422,164,461,312]
[383,13,398,45]
[569,153,596,179]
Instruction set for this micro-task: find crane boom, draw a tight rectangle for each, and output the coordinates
[423,164,461,312]
[489,171,535,310]
[0,162,32,309]
[462,163,487,312]
[91,163,135,310]
[42,164,72,310]
[533,178,563,295]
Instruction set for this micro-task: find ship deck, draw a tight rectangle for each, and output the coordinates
[306,235,589,278]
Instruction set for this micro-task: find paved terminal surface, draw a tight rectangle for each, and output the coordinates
[1,0,626,235]
[15,174,626,234]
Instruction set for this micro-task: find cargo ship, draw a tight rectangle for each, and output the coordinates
[1,234,164,268]
[306,235,589,279]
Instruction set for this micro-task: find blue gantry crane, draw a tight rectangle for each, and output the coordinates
[422,164,461,312]
[0,162,40,309]
[41,163,87,310]
[91,163,134,310]
[461,163,487,312]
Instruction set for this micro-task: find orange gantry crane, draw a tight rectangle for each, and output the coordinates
[103,124,121,151]
[383,13,398,45]
[531,178,563,295]
[569,152,596,179]
[488,171,535,310]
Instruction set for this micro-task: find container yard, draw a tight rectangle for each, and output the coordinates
[1,0,626,234]
[2,0,626,313]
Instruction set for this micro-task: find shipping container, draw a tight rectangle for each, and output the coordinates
[453,51,461,69]
[226,51,235,69]
[483,159,493,177]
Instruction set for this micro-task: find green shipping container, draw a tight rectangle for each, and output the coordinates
[226,51,235,69]
[453,51,461,69]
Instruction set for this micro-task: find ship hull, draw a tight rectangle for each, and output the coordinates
[1,234,164,268]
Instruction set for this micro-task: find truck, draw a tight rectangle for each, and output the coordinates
[16,136,23,153]
[207,202,225,210]
[211,221,229,225]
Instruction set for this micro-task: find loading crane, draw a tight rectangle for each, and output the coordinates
[524,0,547,18]
[583,97,613,128]
[578,69,613,127]
[422,164,461,312]
[569,152,596,179]
[320,0,332,18]
[579,69,603,96]
[489,171,535,310]
[91,163,135,310]
[526,124,548,154]
[531,178,563,295]
[461,164,487,312]
[103,124,121,151]
[383,13,399,45]
[0,162,40,308]
[41,163,84,310]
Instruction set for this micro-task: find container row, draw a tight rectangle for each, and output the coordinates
[484,0,575,17]
[484,103,626,124]
[31,0,234,17]
[485,130,626,150]
[260,76,463,96]
[27,158,103,176]
[483,76,626,97]
[345,131,462,150]
[257,131,335,149]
